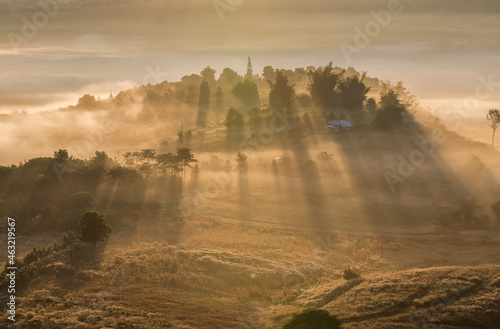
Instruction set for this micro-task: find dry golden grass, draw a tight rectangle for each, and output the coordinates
[1,215,500,328]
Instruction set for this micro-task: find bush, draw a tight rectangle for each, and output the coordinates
[69,191,98,209]
[79,211,112,246]
[283,309,342,329]
[435,200,493,232]
[342,267,360,280]
[61,231,77,248]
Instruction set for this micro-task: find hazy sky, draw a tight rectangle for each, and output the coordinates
[0,0,499,116]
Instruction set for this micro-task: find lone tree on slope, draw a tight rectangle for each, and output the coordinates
[79,211,112,246]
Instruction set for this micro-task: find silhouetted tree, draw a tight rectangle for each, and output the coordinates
[201,66,216,85]
[282,309,342,329]
[215,87,224,111]
[176,148,198,168]
[294,67,307,83]
[373,90,405,129]
[79,211,112,246]
[486,109,500,147]
[157,152,183,174]
[232,79,260,109]
[224,108,244,130]
[269,70,295,114]
[53,149,69,163]
[197,81,210,126]
[77,94,101,109]
[236,152,247,166]
[218,68,242,87]
[365,97,377,113]
[245,56,253,80]
[140,149,157,164]
[308,63,344,110]
[263,65,277,83]
[337,72,371,110]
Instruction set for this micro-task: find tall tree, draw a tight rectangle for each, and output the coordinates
[269,70,295,114]
[197,81,210,126]
[307,62,344,110]
[487,109,500,147]
[245,56,253,80]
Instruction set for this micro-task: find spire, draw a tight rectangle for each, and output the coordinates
[245,56,253,80]
[109,89,113,99]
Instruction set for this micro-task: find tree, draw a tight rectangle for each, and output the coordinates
[263,65,277,83]
[373,90,405,129]
[486,109,500,147]
[337,72,371,110]
[156,152,183,174]
[197,80,210,126]
[236,152,247,166]
[77,94,100,109]
[140,149,157,164]
[224,108,244,130]
[294,67,307,83]
[54,149,69,163]
[308,63,344,110]
[269,70,295,114]
[365,97,377,113]
[215,87,224,111]
[176,148,198,168]
[282,309,342,329]
[79,211,112,246]
[69,191,98,209]
[245,56,253,80]
[232,79,260,109]
[201,66,216,85]
[91,151,112,168]
[218,67,242,86]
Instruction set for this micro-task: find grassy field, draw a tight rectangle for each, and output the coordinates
[1,213,499,328]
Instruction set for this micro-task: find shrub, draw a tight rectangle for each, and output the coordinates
[342,267,360,280]
[283,309,342,329]
[69,191,98,209]
[61,231,77,248]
